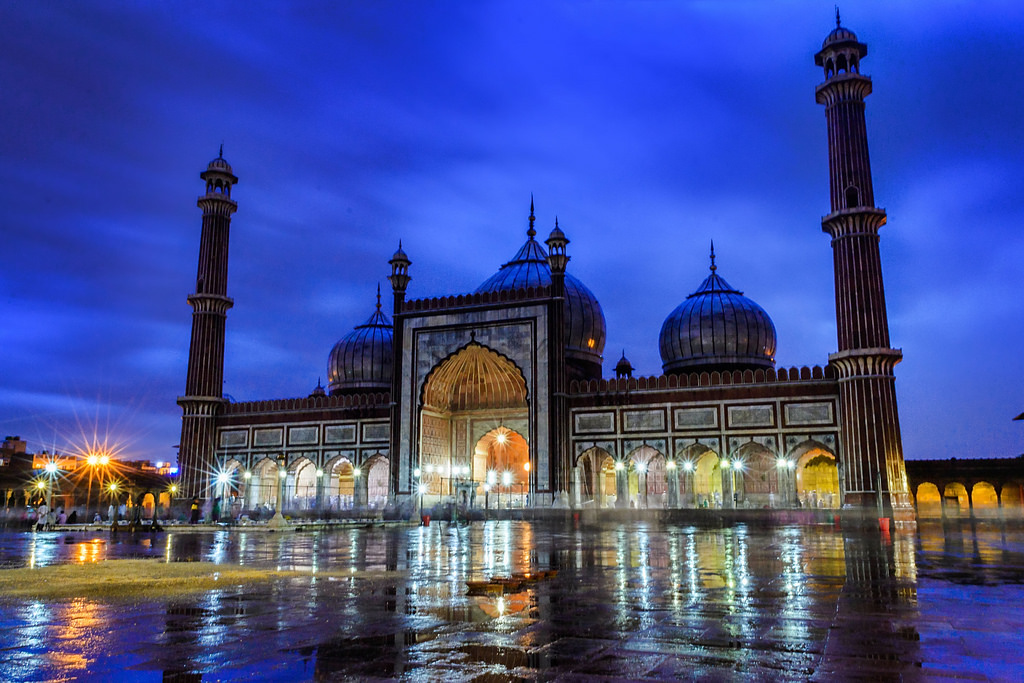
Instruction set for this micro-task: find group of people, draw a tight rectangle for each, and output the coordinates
[28,503,70,530]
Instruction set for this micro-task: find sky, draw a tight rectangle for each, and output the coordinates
[2,1,1023,464]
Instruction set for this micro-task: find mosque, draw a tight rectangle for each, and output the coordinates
[176,19,915,525]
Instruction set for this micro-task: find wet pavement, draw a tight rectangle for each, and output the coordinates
[1,519,1022,681]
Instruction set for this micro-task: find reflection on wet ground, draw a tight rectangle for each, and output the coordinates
[1,519,1022,681]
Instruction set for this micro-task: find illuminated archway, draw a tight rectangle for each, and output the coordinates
[1001,481,1024,517]
[288,457,317,511]
[972,482,999,518]
[251,457,281,508]
[325,456,355,510]
[732,442,778,508]
[915,482,942,518]
[419,342,529,507]
[627,445,666,509]
[793,445,840,509]
[365,454,390,507]
[678,445,722,508]
[944,482,969,515]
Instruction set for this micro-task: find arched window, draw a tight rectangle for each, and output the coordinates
[845,186,860,208]
[836,54,848,74]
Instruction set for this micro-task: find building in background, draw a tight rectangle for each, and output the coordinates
[176,20,921,525]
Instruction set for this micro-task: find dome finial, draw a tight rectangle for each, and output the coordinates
[835,5,841,28]
[709,240,717,272]
[528,194,536,239]
[218,142,224,159]
[376,283,382,310]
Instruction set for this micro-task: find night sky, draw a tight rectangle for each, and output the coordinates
[3,2,1023,464]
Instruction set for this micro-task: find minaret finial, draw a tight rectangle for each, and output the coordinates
[218,142,224,159]
[835,6,841,28]
[528,194,536,238]
[376,283,382,310]
[709,240,717,272]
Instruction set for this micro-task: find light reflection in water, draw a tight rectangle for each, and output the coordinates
[0,521,946,681]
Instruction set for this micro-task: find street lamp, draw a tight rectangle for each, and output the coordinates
[682,460,695,507]
[776,458,795,507]
[108,482,119,522]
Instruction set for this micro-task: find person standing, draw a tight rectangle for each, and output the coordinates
[35,502,48,531]
[190,498,201,524]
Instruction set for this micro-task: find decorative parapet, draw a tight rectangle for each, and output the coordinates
[222,391,391,415]
[569,365,837,395]
[400,285,551,314]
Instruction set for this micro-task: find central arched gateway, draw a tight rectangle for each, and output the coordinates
[417,342,530,508]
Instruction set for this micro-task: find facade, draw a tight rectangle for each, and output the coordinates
[176,21,915,524]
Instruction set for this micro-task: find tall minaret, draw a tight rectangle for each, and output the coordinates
[546,213,570,502]
[387,241,411,502]
[814,15,913,524]
[177,150,238,499]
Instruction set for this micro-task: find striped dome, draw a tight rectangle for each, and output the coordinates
[659,256,776,374]
[327,293,392,394]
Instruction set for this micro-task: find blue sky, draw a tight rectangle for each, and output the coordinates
[2,1,1022,463]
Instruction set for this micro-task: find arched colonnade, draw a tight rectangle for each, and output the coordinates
[574,439,841,510]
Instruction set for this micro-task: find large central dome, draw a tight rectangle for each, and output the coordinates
[475,207,606,379]
[659,250,776,374]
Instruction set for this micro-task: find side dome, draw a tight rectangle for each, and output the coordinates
[327,290,393,394]
[659,250,776,374]
[475,205,606,378]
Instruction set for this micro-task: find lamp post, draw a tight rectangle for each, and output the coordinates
[614,460,626,508]
[163,484,178,522]
[216,471,231,522]
[502,471,512,513]
[522,461,530,508]
[353,467,362,512]
[635,461,648,509]
[108,482,119,523]
[682,460,694,507]
[414,467,422,512]
[776,458,795,507]
[242,470,252,512]
[666,460,677,508]
[43,462,57,511]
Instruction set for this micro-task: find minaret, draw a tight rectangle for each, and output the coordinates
[177,150,238,500]
[545,212,570,504]
[387,242,411,502]
[814,15,914,524]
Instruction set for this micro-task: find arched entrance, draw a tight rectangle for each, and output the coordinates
[916,482,942,518]
[972,482,999,518]
[627,445,667,509]
[365,454,390,508]
[794,447,840,509]
[476,427,529,508]
[944,483,969,516]
[418,342,529,509]
[732,442,779,508]
[679,444,722,508]
[576,447,616,508]
[325,456,355,510]
[251,457,281,510]
[288,457,318,511]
